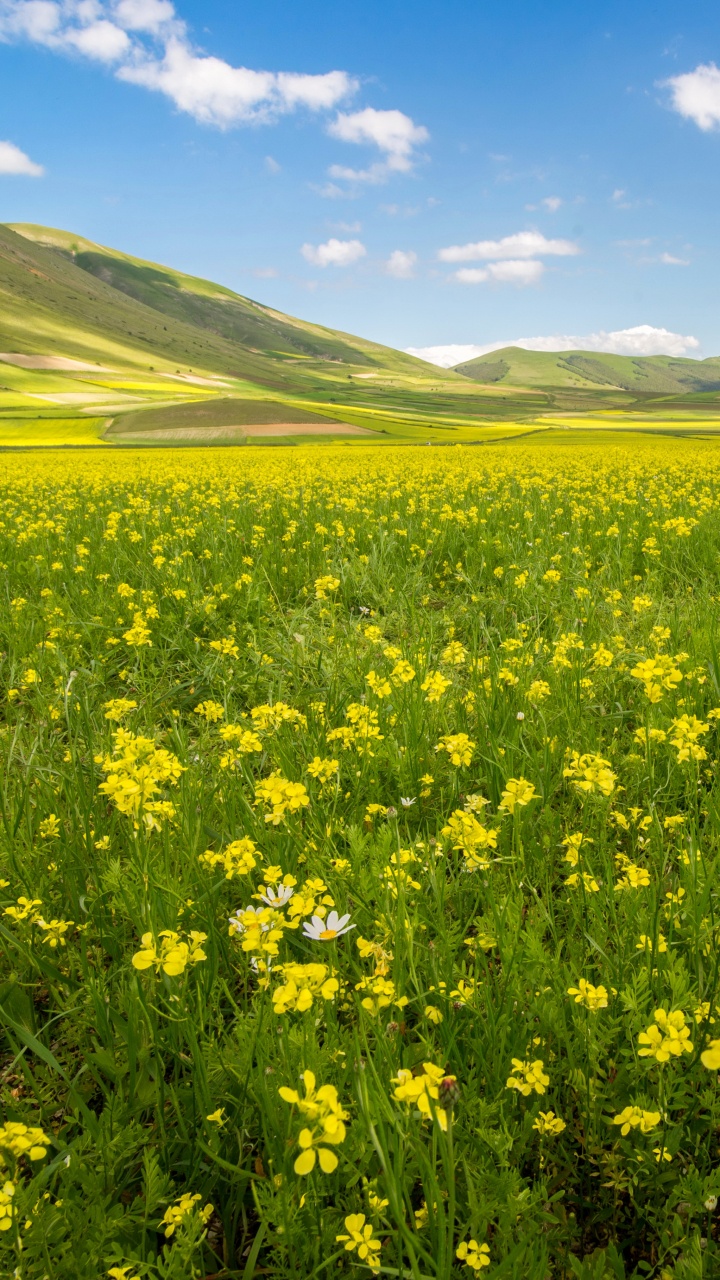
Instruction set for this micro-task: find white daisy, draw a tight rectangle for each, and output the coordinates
[302,910,355,942]
[260,884,294,907]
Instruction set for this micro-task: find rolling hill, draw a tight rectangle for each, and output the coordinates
[452,345,720,396]
[2,221,720,446]
[1,222,436,390]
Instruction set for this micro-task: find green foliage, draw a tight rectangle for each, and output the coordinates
[1,440,720,1278]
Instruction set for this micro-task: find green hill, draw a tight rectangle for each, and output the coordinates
[2,222,438,391]
[453,345,720,395]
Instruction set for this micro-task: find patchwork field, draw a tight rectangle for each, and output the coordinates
[2,439,720,1279]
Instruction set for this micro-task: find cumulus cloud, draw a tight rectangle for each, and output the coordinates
[405,343,496,367]
[455,259,545,286]
[659,252,690,265]
[438,230,580,263]
[541,195,562,211]
[385,249,417,278]
[327,107,428,183]
[301,237,366,268]
[0,138,43,175]
[0,1,358,122]
[664,62,720,130]
[407,325,701,368]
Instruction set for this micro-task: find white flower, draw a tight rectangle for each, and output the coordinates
[400,796,416,808]
[260,884,294,907]
[302,910,355,942]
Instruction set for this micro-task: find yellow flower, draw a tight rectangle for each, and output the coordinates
[638,1009,693,1062]
[630,654,682,702]
[435,733,475,767]
[456,1239,490,1270]
[391,1062,456,1130]
[0,1122,50,1165]
[278,1070,348,1174]
[336,1214,382,1272]
[532,1111,566,1136]
[199,837,259,879]
[615,864,651,891]
[194,700,225,722]
[441,810,498,870]
[499,777,538,813]
[206,1109,225,1125]
[701,1039,720,1070]
[567,979,609,1011]
[421,670,452,702]
[272,963,339,1014]
[563,750,616,797]
[209,636,239,659]
[255,772,310,824]
[612,1106,661,1136]
[314,574,340,599]
[35,917,74,947]
[103,698,137,721]
[131,929,207,976]
[636,932,668,954]
[506,1058,549,1096]
[38,814,61,839]
[306,756,340,788]
[0,1182,15,1232]
[161,1192,213,1237]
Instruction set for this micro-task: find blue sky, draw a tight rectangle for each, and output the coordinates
[2,0,720,363]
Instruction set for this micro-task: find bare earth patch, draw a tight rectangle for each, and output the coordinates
[112,422,375,442]
[0,353,112,371]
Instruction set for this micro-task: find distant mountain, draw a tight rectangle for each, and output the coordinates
[453,345,720,395]
[0,222,439,394]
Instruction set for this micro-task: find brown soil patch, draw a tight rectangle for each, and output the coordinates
[113,422,375,443]
[0,353,112,371]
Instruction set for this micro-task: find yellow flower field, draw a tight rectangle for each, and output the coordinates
[2,439,720,1278]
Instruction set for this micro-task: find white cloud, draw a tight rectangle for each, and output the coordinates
[0,3,424,182]
[455,259,545,286]
[659,252,690,265]
[665,62,720,130]
[113,0,179,32]
[385,249,417,279]
[0,1,358,123]
[406,325,701,367]
[0,138,43,174]
[406,343,494,367]
[438,230,580,262]
[264,154,280,173]
[66,18,129,59]
[327,107,428,182]
[301,237,366,267]
[119,38,357,125]
[541,195,562,211]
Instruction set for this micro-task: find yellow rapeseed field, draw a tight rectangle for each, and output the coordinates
[2,439,720,1279]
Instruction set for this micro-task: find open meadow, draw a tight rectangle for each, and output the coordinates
[4,438,720,1279]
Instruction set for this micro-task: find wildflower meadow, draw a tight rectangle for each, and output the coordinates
[3,438,720,1279]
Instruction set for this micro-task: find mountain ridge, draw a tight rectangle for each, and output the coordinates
[452,345,720,396]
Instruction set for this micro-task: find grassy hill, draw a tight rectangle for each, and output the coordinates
[0,223,553,445]
[2,222,720,447]
[3,222,436,390]
[453,345,720,395]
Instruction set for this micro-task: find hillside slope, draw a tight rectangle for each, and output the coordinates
[453,345,720,394]
[1,223,439,393]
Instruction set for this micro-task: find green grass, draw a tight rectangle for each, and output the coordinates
[3,439,720,1279]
